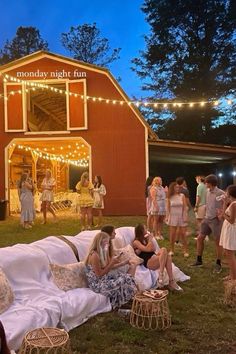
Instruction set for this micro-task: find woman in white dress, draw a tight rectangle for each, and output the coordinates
[166,182,188,257]
[150,176,167,240]
[40,169,56,224]
[219,185,236,280]
[93,175,106,227]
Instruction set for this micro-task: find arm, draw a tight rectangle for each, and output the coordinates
[150,187,159,210]
[88,252,118,277]
[133,239,155,253]
[224,203,236,224]
[194,194,201,212]
[182,195,188,221]
[25,181,33,190]
[100,184,106,196]
[166,198,170,219]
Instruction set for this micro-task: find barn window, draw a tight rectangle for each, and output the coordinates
[27,83,67,132]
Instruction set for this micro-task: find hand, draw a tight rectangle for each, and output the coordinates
[110,255,121,265]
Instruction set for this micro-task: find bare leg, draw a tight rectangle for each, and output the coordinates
[80,208,86,230]
[197,235,205,256]
[180,226,188,254]
[157,248,168,274]
[169,226,177,253]
[41,201,47,223]
[47,202,56,219]
[215,239,223,261]
[87,207,93,229]
[147,214,153,232]
[153,215,158,236]
[157,215,165,237]
[225,249,236,280]
[165,254,174,281]
[98,209,103,226]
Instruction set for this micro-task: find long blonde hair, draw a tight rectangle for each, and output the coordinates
[80,172,89,187]
[85,232,110,267]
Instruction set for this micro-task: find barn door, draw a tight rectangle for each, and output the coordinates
[67,79,87,130]
[4,83,26,132]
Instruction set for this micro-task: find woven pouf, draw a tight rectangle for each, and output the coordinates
[224,280,236,306]
[130,293,171,330]
[19,327,72,354]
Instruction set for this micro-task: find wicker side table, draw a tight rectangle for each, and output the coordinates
[130,293,171,330]
[19,327,72,354]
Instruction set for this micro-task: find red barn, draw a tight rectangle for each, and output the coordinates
[0,51,157,215]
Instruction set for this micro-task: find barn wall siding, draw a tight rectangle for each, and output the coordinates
[0,55,147,215]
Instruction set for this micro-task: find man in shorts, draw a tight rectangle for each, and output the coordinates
[194,175,207,237]
[191,174,224,273]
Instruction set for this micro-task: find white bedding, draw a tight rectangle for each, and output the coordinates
[0,226,189,350]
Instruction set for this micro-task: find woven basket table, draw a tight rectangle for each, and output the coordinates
[130,293,171,330]
[18,327,72,354]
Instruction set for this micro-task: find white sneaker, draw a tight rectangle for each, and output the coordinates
[168,251,174,256]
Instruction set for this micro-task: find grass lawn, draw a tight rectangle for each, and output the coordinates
[0,212,235,354]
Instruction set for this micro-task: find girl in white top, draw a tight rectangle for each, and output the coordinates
[219,184,236,280]
[40,169,56,224]
[93,175,106,227]
[166,182,188,257]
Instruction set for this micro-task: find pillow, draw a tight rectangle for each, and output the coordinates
[0,268,14,314]
[114,244,143,265]
[50,262,88,291]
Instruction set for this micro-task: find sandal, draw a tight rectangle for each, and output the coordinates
[168,280,183,292]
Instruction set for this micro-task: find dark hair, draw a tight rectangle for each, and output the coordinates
[168,181,178,198]
[19,173,28,189]
[227,184,236,198]
[134,224,145,243]
[176,177,185,185]
[205,174,218,186]
[0,321,11,354]
[145,176,153,198]
[101,225,115,236]
[94,175,102,188]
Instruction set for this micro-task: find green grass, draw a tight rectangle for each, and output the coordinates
[0,212,235,354]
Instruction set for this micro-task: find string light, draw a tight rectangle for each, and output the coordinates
[11,143,89,167]
[0,73,234,109]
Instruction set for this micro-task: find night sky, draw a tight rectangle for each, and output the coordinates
[0,0,149,98]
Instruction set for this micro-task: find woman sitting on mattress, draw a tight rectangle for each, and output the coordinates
[84,232,137,309]
[133,224,182,291]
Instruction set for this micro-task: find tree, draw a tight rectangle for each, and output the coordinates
[132,0,236,143]
[61,23,121,67]
[0,26,49,65]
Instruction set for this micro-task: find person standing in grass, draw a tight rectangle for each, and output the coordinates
[194,175,207,237]
[18,172,35,229]
[145,176,154,232]
[191,174,224,273]
[150,177,166,240]
[93,175,106,227]
[166,182,189,257]
[40,169,56,224]
[219,185,236,280]
[76,172,94,231]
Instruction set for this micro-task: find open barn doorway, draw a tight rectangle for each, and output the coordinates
[5,137,91,214]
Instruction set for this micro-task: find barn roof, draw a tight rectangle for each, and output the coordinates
[0,50,158,141]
